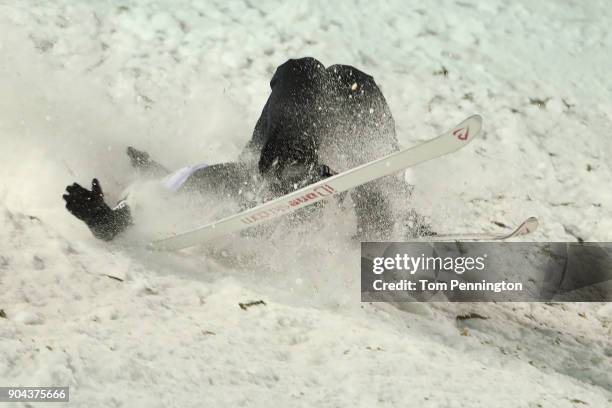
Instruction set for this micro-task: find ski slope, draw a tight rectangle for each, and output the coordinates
[0,1,611,407]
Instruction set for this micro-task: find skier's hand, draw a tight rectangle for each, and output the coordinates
[63,179,132,241]
[126,146,169,176]
[313,164,349,204]
[299,163,337,186]
[267,162,339,197]
[314,164,336,179]
[62,179,112,225]
[127,146,152,168]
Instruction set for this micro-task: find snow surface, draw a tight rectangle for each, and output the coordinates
[0,0,611,407]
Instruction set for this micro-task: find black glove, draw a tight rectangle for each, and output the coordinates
[267,162,337,196]
[63,179,131,241]
[127,146,169,177]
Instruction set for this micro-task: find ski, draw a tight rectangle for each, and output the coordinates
[424,216,539,241]
[149,115,483,251]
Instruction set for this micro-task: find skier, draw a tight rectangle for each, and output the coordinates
[63,57,399,242]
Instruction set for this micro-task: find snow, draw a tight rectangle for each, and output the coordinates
[0,0,611,407]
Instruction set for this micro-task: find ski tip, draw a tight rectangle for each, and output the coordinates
[449,114,483,146]
[466,114,483,135]
[470,114,483,123]
[516,216,539,236]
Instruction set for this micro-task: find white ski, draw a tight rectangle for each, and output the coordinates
[150,115,483,251]
[424,217,539,241]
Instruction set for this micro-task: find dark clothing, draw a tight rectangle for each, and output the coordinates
[64,57,399,240]
[244,57,398,178]
[187,57,399,237]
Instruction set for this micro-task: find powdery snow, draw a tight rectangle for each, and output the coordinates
[0,1,611,407]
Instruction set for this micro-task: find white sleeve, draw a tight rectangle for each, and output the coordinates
[161,162,209,191]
